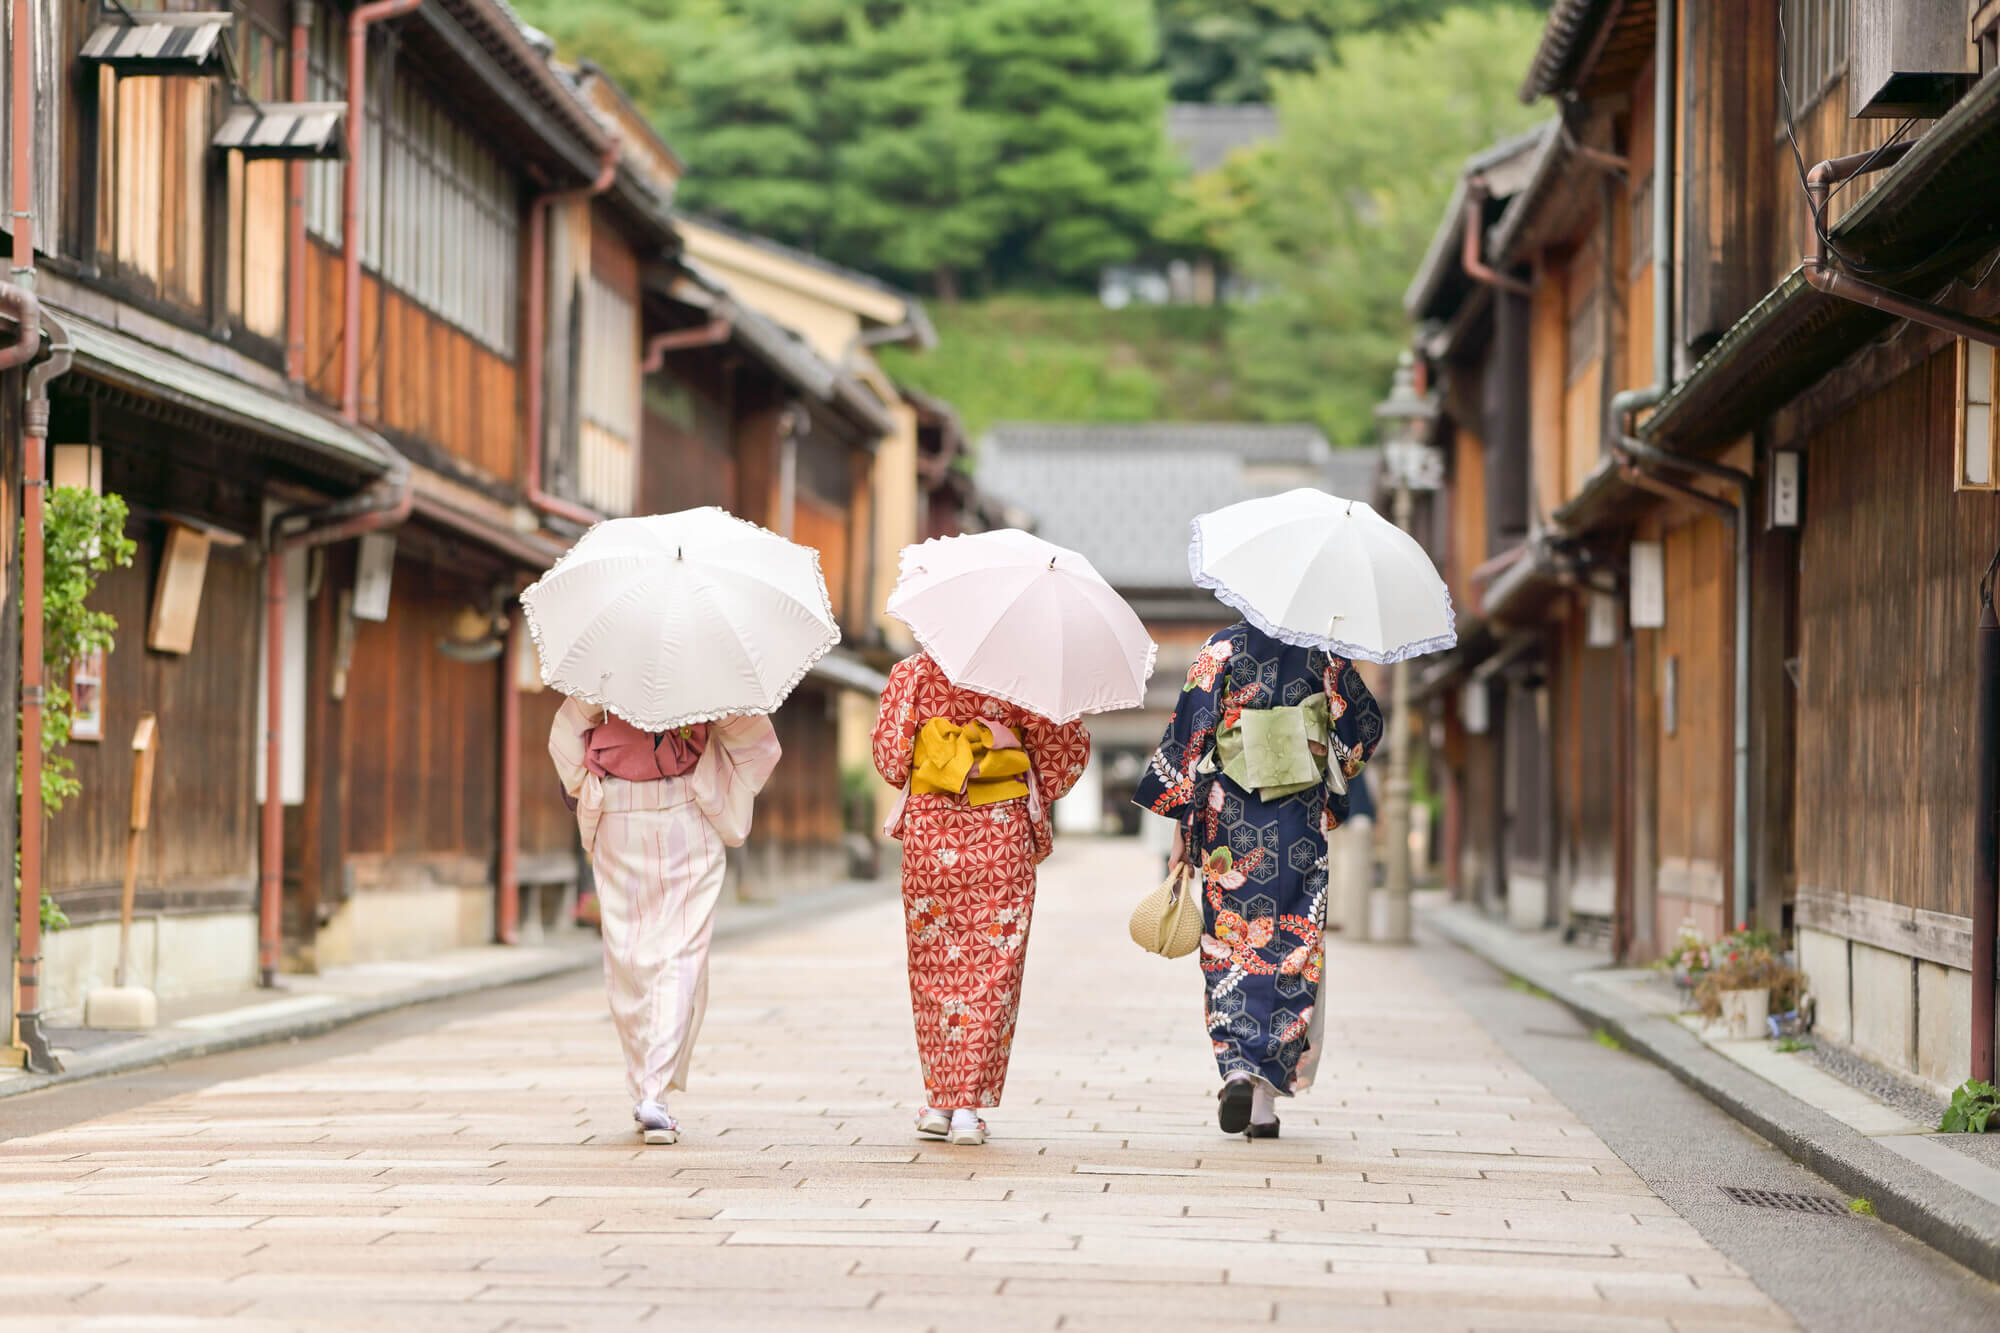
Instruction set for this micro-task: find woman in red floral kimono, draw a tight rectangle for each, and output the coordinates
[872,651,1092,1145]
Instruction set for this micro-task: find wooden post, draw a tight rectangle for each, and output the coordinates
[115,714,160,990]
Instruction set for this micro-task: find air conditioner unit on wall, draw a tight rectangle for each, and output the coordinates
[1849,0,1979,118]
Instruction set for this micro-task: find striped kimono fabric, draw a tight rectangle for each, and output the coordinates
[550,699,781,1103]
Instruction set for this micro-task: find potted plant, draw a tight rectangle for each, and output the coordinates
[1696,947,1802,1040]
[1661,923,1712,999]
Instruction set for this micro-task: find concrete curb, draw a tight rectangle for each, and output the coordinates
[1425,902,2000,1287]
[2,879,890,1105]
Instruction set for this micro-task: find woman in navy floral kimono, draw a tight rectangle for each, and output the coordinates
[1134,621,1383,1138]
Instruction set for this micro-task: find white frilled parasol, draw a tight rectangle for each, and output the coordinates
[1190,487,1456,663]
[519,507,838,731]
[886,529,1156,723]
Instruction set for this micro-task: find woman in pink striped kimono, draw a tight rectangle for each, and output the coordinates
[550,698,782,1145]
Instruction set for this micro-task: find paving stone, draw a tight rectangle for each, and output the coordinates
[0,840,1791,1328]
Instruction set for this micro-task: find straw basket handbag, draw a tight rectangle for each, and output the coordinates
[1129,860,1204,959]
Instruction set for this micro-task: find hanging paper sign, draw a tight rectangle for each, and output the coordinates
[352,532,396,622]
[1586,591,1618,648]
[1629,542,1665,629]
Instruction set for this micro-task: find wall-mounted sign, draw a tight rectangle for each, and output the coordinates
[352,532,396,622]
[70,646,106,742]
[1629,541,1665,629]
[1586,590,1618,648]
[148,522,211,654]
[1769,449,1802,528]
[1461,681,1489,735]
[1663,655,1679,738]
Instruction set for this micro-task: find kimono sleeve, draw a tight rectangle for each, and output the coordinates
[1132,638,1227,820]
[688,713,783,849]
[1321,655,1386,828]
[548,697,598,809]
[870,657,922,787]
[1021,714,1092,806]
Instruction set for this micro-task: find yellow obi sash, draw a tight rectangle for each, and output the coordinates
[910,717,1032,806]
[1205,693,1346,801]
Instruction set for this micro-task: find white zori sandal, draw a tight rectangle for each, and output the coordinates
[634,1099,680,1146]
[915,1106,951,1139]
[947,1108,987,1146]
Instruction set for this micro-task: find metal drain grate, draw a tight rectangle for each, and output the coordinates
[1719,1186,1851,1216]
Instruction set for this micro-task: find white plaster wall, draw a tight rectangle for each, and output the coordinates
[42,913,258,1020]
[1798,927,1851,1045]
[317,887,493,967]
[1848,941,1914,1074]
[1507,874,1548,932]
[1915,960,1972,1096]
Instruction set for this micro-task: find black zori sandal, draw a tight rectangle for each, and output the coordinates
[1245,1118,1280,1140]
[1218,1079,1254,1135]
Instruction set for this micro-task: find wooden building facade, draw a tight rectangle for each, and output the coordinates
[1406,0,2000,1094]
[2,0,933,1060]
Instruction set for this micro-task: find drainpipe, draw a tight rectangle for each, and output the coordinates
[1617,435,1752,932]
[285,0,312,386]
[496,610,522,945]
[259,454,413,986]
[522,148,620,529]
[642,318,731,373]
[1608,0,1677,430]
[1462,178,1532,298]
[340,0,424,421]
[1976,557,1999,1086]
[16,317,71,1075]
[9,0,64,1074]
[1801,142,2000,350]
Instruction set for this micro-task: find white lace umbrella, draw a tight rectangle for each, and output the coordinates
[1190,487,1456,663]
[887,529,1156,723]
[520,507,838,731]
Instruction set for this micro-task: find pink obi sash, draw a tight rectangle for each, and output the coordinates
[583,715,709,783]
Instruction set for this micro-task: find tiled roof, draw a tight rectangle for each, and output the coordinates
[1166,104,1281,174]
[977,423,1378,590]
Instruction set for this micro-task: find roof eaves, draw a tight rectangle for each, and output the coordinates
[425,0,613,178]
[1520,0,1617,103]
[1404,122,1554,321]
[1488,126,1574,265]
[675,213,928,336]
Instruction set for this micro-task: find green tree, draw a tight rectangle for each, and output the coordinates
[1215,5,1546,442]
[958,0,1173,283]
[1157,1,1464,104]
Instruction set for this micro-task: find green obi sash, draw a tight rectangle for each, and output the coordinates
[1203,693,1347,801]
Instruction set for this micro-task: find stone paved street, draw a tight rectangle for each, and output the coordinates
[1,838,1810,1330]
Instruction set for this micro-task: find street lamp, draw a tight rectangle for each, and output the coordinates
[1372,350,1440,945]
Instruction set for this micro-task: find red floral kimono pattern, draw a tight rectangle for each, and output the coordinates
[872,653,1092,1109]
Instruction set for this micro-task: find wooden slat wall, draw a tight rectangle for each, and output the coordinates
[1683,0,1778,351]
[45,536,261,920]
[747,683,843,875]
[1447,424,1487,593]
[516,685,576,858]
[1558,602,1619,916]
[340,557,498,864]
[1795,348,1996,918]
[640,371,736,517]
[303,241,520,482]
[1528,264,1567,528]
[793,495,852,629]
[1656,511,1730,929]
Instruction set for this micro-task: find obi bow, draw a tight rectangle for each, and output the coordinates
[582,715,709,783]
[1204,693,1348,801]
[910,717,1032,805]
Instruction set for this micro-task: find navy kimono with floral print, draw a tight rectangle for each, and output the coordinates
[1133,623,1384,1095]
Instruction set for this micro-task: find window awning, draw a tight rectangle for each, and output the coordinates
[213,102,347,161]
[80,13,232,74]
[62,315,395,482]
